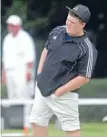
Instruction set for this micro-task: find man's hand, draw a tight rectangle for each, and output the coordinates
[54,86,66,97]
[54,76,89,97]
[26,62,33,82]
[26,71,31,82]
[2,70,6,84]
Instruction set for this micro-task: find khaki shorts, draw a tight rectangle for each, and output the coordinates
[30,86,80,131]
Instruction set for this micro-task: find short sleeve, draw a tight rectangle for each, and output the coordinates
[45,26,65,49]
[2,40,5,63]
[45,30,54,50]
[23,35,35,63]
[2,36,7,63]
[78,45,98,78]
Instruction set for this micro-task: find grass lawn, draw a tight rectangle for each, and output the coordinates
[1,123,107,136]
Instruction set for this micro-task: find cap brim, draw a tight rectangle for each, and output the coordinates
[6,21,21,25]
[66,6,72,11]
[66,6,78,16]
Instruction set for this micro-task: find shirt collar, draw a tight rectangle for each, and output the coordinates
[63,27,87,43]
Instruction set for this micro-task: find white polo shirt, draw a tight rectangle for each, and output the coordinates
[2,29,35,69]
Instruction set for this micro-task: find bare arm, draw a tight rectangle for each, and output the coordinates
[37,48,48,74]
[63,75,89,91]
[37,26,58,74]
[55,76,89,96]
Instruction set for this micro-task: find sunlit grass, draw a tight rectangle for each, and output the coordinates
[1,123,107,136]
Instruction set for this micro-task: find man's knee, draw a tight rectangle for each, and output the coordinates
[60,119,80,132]
[31,122,47,128]
[30,116,50,127]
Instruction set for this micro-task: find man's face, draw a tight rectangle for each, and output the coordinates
[7,24,20,35]
[66,13,85,36]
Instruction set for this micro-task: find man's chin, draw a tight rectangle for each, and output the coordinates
[66,30,71,35]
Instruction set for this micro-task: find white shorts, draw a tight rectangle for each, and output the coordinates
[30,86,80,131]
[5,69,34,99]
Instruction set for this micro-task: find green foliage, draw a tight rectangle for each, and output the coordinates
[79,79,107,98]
[5,0,49,32]
[25,17,49,32]
[5,0,27,21]
[1,84,7,98]
[78,79,107,122]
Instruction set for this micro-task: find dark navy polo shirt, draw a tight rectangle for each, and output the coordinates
[65,33,72,41]
[37,26,98,97]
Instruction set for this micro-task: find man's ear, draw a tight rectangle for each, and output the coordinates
[80,21,86,29]
[82,22,86,28]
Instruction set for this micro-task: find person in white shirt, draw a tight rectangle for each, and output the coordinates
[2,15,36,135]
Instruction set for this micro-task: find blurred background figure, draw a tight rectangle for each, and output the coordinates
[2,15,36,136]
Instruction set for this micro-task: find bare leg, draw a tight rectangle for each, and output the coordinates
[66,130,80,137]
[32,123,48,136]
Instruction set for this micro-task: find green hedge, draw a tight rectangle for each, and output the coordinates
[1,84,7,98]
[79,78,107,98]
[79,105,107,122]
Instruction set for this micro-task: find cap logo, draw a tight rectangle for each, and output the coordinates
[53,36,57,40]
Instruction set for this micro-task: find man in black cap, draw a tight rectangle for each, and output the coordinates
[30,4,98,136]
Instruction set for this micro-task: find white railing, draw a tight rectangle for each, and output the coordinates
[0,98,107,106]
